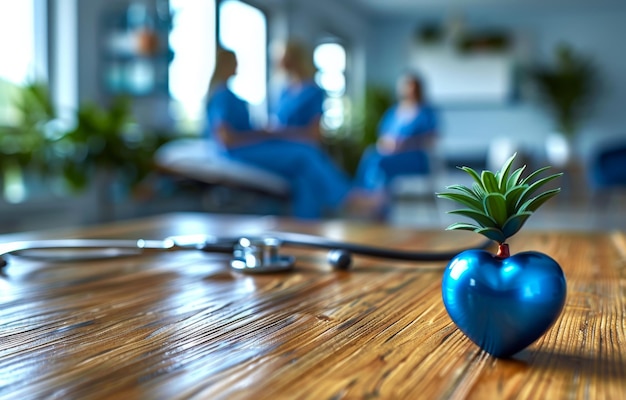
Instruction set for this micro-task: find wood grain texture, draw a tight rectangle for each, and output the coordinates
[0,213,624,399]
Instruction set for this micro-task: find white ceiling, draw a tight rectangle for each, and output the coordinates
[347,0,625,15]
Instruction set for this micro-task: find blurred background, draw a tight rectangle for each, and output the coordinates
[0,0,625,233]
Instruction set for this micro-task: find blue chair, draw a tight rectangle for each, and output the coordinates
[590,142,626,189]
[377,148,442,225]
[378,149,432,182]
[588,140,626,210]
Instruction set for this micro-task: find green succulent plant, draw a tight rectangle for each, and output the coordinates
[437,153,562,246]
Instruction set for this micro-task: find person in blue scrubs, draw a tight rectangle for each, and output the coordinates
[270,40,325,143]
[355,73,438,190]
[206,48,382,219]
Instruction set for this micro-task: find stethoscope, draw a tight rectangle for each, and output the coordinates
[0,232,492,273]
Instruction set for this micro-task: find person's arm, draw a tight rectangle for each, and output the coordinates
[395,107,438,152]
[207,90,270,149]
[215,123,314,149]
[376,136,400,154]
[264,120,321,143]
[306,115,323,142]
[396,131,436,152]
[377,131,434,154]
[214,124,269,149]
[375,107,401,154]
[276,84,324,143]
[308,87,325,142]
[266,84,325,143]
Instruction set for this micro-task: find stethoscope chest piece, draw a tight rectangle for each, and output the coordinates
[230,237,295,274]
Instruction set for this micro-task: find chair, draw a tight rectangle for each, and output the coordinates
[379,148,443,226]
[154,138,291,214]
[590,141,626,189]
[589,140,626,209]
[379,149,431,181]
[155,138,290,197]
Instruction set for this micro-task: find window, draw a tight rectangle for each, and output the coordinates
[168,0,216,132]
[219,0,267,126]
[0,0,46,126]
[313,42,347,132]
[168,0,267,131]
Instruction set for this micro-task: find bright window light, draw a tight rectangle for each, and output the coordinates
[314,42,347,131]
[314,43,346,72]
[168,0,216,128]
[0,0,39,126]
[0,0,35,85]
[316,71,346,97]
[219,0,267,106]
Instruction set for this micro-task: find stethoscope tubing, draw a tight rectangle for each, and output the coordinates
[0,233,493,267]
[262,231,492,262]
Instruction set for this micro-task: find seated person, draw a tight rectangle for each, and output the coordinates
[206,48,382,220]
[355,73,437,190]
[269,40,325,143]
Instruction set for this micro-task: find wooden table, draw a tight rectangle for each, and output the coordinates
[0,213,625,399]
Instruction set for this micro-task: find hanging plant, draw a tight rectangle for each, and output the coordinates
[437,153,566,358]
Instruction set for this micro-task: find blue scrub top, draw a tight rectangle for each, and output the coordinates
[274,81,325,128]
[205,85,252,143]
[378,105,437,139]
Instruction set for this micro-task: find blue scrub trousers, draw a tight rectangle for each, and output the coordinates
[356,146,430,190]
[227,140,351,219]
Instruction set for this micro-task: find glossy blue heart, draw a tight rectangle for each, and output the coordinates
[442,249,566,358]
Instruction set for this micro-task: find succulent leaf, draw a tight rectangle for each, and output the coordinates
[460,166,484,188]
[520,166,552,186]
[448,209,498,228]
[516,173,563,208]
[475,227,507,243]
[498,154,517,190]
[472,182,486,198]
[445,184,482,201]
[483,193,508,226]
[504,186,528,214]
[445,222,481,231]
[507,166,526,190]
[437,153,561,244]
[437,192,483,211]
[481,170,500,193]
[518,188,562,213]
[502,212,533,238]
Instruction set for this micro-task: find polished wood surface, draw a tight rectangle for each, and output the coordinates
[0,213,624,399]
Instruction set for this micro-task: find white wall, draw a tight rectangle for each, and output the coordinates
[365,6,626,163]
[76,0,108,104]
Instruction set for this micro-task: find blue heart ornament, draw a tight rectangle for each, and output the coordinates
[442,249,566,358]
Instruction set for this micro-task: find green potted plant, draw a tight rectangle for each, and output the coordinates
[530,43,599,155]
[323,85,394,176]
[57,96,170,220]
[0,81,59,201]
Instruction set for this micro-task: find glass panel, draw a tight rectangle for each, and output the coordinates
[0,0,35,85]
[313,42,347,132]
[314,43,346,72]
[0,0,36,126]
[219,0,267,111]
[315,71,346,97]
[168,0,216,130]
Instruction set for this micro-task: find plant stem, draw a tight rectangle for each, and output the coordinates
[496,243,510,259]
